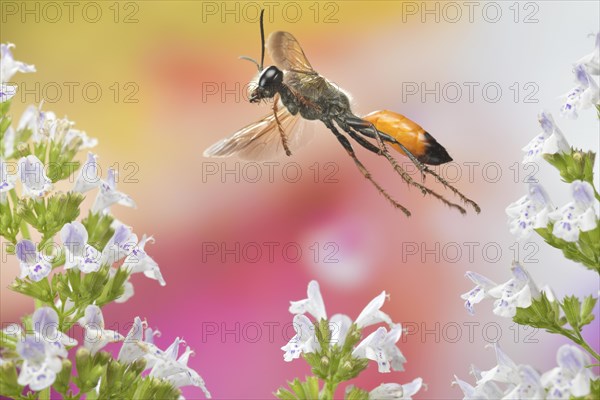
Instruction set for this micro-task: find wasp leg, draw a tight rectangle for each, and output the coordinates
[273,94,292,156]
[323,120,411,216]
[344,115,481,214]
[336,118,467,214]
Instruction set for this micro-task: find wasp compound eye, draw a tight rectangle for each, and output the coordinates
[259,66,283,88]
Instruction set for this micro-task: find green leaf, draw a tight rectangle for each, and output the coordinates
[563,296,583,330]
[54,359,73,395]
[276,377,321,400]
[0,197,22,244]
[16,192,84,246]
[513,292,564,333]
[0,361,22,399]
[345,386,369,400]
[82,211,115,252]
[580,296,598,327]
[543,148,596,185]
[535,224,600,273]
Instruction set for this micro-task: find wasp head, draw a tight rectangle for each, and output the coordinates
[249,65,283,103]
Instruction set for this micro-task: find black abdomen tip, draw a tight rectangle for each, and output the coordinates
[417,132,453,165]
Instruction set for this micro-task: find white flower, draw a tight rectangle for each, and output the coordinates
[522,112,569,163]
[289,280,327,321]
[477,343,521,386]
[541,345,595,399]
[78,305,123,355]
[122,235,166,286]
[0,82,17,102]
[461,271,498,315]
[453,372,504,400]
[506,183,555,240]
[2,126,15,158]
[16,308,76,391]
[488,263,540,318]
[329,313,352,347]
[352,324,406,373]
[15,240,52,282]
[576,33,599,76]
[149,343,211,398]
[63,128,97,151]
[0,43,35,83]
[455,344,549,400]
[502,365,545,399]
[560,64,600,119]
[117,317,147,364]
[73,153,101,193]
[92,168,136,214]
[463,263,540,318]
[355,290,392,328]
[368,378,423,400]
[549,180,598,242]
[60,221,102,273]
[281,314,319,362]
[18,155,52,197]
[0,157,16,195]
[102,223,138,265]
[118,320,210,398]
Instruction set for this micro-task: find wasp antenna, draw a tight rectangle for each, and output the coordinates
[259,9,265,71]
[239,55,261,71]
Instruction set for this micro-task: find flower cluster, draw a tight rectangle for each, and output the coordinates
[0,44,209,399]
[453,343,597,400]
[277,280,423,400]
[458,33,600,399]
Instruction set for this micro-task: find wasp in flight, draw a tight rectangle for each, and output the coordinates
[204,11,480,216]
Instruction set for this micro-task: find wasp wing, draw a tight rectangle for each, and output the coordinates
[203,103,313,160]
[266,31,315,73]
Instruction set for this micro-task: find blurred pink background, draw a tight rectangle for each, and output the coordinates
[1,1,599,399]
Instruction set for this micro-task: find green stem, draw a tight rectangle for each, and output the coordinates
[8,190,31,240]
[321,380,338,400]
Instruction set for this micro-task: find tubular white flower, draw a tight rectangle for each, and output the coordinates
[281,314,319,362]
[73,153,102,193]
[329,313,352,347]
[289,280,327,321]
[354,290,392,328]
[541,344,595,399]
[92,168,136,214]
[463,264,541,318]
[352,324,406,373]
[60,221,102,273]
[0,43,35,83]
[461,271,497,315]
[18,155,52,197]
[102,222,138,265]
[522,112,569,163]
[561,64,600,119]
[488,263,540,318]
[16,240,52,282]
[577,33,600,75]
[78,305,124,355]
[549,180,598,242]
[0,83,17,102]
[477,343,521,386]
[506,183,555,240]
[122,235,166,286]
[368,378,423,400]
[0,157,16,198]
